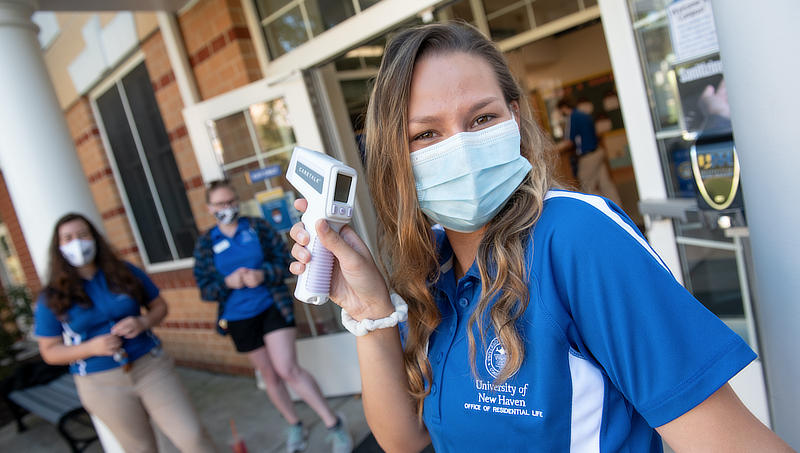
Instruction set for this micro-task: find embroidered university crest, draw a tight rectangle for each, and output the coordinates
[485,337,508,378]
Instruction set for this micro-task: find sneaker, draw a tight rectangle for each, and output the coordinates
[325,412,353,453]
[285,423,308,453]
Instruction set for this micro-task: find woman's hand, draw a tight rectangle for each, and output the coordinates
[289,199,394,321]
[242,269,265,288]
[224,268,246,289]
[89,333,123,356]
[111,316,147,339]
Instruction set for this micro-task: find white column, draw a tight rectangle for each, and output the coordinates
[0,0,101,282]
[597,0,683,282]
[156,12,200,107]
[711,0,800,447]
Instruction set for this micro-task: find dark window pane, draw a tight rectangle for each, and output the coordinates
[531,0,580,27]
[224,162,265,203]
[488,6,530,40]
[96,85,172,263]
[249,99,296,153]
[253,0,293,18]
[213,112,258,162]
[445,0,475,23]
[121,63,198,259]
[483,0,522,16]
[681,245,744,317]
[359,0,381,10]
[264,6,308,58]
[335,57,362,71]
[305,0,356,35]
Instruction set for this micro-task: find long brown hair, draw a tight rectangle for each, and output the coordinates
[365,22,558,418]
[43,213,147,320]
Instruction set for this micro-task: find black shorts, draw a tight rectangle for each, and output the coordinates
[226,305,296,353]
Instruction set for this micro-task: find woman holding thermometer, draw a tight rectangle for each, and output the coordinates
[193,180,353,453]
[289,22,793,453]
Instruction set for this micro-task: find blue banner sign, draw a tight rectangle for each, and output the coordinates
[247,165,282,183]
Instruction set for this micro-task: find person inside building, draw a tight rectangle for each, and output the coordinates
[556,95,623,207]
[288,22,795,452]
[34,213,218,453]
[193,180,353,453]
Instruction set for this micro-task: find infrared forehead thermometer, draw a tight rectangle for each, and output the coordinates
[286,147,357,305]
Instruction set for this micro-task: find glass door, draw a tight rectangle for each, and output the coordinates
[625,0,770,428]
[627,0,755,345]
[183,73,361,397]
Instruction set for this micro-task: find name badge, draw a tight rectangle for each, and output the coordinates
[212,239,231,254]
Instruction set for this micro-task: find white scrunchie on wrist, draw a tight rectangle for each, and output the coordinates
[341,294,408,337]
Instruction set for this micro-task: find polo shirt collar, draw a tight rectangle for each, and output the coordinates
[433,225,482,278]
[210,217,249,241]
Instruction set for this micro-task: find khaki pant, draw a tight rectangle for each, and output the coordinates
[577,148,623,207]
[74,351,217,453]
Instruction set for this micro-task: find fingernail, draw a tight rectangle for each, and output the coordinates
[318,219,329,233]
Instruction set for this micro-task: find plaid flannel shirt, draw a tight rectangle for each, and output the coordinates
[193,217,294,335]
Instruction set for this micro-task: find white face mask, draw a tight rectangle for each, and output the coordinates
[213,205,240,225]
[410,118,531,233]
[59,238,97,267]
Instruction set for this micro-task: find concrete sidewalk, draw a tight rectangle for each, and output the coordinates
[0,366,373,453]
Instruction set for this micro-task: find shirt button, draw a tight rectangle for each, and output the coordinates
[436,352,443,363]
[431,384,437,395]
[459,298,468,307]
[449,324,455,333]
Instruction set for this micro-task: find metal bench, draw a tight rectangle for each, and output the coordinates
[7,373,98,453]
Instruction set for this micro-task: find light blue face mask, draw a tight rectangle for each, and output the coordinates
[410,118,531,233]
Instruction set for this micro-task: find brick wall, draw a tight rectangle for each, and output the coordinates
[148,269,251,375]
[179,0,262,100]
[0,173,41,294]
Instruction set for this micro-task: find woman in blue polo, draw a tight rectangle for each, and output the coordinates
[193,180,352,453]
[287,22,794,452]
[35,213,216,453]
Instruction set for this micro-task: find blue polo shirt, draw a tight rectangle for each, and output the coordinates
[210,217,274,321]
[568,109,598,156]
[422,190,755,452]
[34,263,161,376]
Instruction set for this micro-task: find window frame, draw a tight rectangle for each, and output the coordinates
[90,52,196,273]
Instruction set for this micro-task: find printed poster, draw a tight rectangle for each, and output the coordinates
[667,0,719,63]
[673,53,730,133]
[255,188,295,233]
